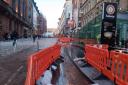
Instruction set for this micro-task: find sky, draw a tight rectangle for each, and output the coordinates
[35,0,65,29]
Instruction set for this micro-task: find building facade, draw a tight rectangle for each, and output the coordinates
[79,0,115,28]
[0,0,34,40]
[72,0,79,29]
[32,1,39,36]
[37,14,47,36]
[58,0,73,35]
[0,0,47,40]
[77,0,128,47]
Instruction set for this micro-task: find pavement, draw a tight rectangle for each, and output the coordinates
[0,38,58,85]
[0,38,34,57]
[0,38,57,57]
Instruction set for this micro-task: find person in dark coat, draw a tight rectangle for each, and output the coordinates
[11,31,18,46]
[32,34,36,43]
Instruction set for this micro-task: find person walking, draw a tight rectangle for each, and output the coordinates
[12,31,18,46]
[32,34,36,43]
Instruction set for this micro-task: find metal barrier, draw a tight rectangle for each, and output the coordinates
[85,44,128,85]
[25,44,61,85]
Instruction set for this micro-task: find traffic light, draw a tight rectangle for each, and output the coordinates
[101,2,117,48]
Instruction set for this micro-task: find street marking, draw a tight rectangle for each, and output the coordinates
[4,65,23,85]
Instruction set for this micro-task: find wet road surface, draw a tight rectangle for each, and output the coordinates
[0,38,92,85]
[0,38,57,85]
[56,46,91,85]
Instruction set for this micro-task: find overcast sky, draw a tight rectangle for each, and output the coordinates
[35,0,65,29]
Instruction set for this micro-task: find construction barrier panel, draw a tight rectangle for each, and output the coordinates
[58,37,97,44]
[25,44,61,85]
[58,37,72,43]
[110,51,128,85]
[100,48,114,81]
[85,45,105,72]
[85,44,128,85]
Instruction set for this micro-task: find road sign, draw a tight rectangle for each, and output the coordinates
[102,2,117,20]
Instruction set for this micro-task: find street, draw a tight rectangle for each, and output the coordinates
[0,38,57,85]
[55,46,92,85]
[1,0,128,85]
[0,38,93,85]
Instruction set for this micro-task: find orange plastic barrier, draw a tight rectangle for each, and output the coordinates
[100,48,114,81]
[85,44,128,85]
[58,37,97,44]
[110,51,128,85]
[85,45,103,72]
[25,44,61,85]
[58,37,72,43]
[58,37,82,43]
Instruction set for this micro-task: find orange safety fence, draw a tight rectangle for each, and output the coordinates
[110,51,128,85]
[85,45,103,72]
[58,37,72,43]
[85,44,128,85]
[58,37,84,43]
[100,48,114,81]
[25,44,61,85]
[58,37,87,43]
[58,37,98,44]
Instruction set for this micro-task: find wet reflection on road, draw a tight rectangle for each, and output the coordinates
[56,45,91,85]
[56,64,68,85]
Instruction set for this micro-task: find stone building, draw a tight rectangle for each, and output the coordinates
[37,14,47,36]
[79,0,115,27]
[0,0,34,40]
[77,0,128,47]
[58,0,73,35]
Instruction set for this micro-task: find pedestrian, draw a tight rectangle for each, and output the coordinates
[32,34,36,43]
[12,31,18,46]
